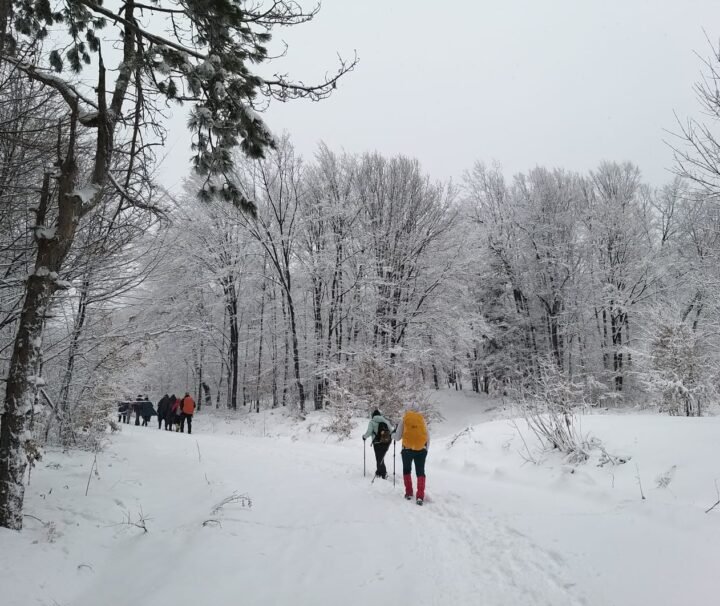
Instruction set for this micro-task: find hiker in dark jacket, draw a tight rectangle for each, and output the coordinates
[117,401,129,424]
[362,408,394,480]
[140,397,156,427]
[156,394,171,430]
[132,395,144,425]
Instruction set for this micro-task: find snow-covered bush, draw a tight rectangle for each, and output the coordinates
[323,355,436,438]
[516,357,593,462]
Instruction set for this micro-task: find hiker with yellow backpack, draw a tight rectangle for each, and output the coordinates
[393,403,430,505]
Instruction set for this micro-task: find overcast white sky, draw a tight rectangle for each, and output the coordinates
[157,0,720,190]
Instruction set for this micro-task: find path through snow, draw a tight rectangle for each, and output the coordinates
[3,392,720,605]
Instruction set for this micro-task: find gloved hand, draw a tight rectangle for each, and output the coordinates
[362,436,366,441]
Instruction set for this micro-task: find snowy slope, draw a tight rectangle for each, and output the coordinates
[2,392,720,606]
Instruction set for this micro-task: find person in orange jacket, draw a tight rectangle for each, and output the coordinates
[179,391,196,434]
[393,402,430,505]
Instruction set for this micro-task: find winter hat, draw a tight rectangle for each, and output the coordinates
[371,408,381,418]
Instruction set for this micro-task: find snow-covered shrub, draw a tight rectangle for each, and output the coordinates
[516,357,593,462]
[323,355,437,438]
[70,394,116,451]
[41,376,118,451]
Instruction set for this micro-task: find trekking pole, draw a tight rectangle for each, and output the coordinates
[363,439,366,477]
[393,441,396,487]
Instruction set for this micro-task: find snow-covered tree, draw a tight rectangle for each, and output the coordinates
[0,0,354,530]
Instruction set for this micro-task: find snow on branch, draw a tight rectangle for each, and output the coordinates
[0,54,98,114]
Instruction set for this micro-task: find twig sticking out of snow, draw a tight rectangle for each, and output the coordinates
[635,464,646,500]
[119,507,150,533]
[705,480,720,514]
[597,444,630,467]
[447,427,473,449]
[23,514,59,542]
[655,465,677,489]
[510,419,537,464]
[210,491,252,515]
[85,452,99,496]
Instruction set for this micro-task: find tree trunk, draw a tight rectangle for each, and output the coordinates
[270,283,279,408]
[255,272,267,413]
[0,272,54,528]
[201,382,211,409]
[241,320,249,408]
[57,278,90,446]
[281,294,289,407]
[196,339,204,412]
[611,307,623,391]
[284,280,306,412]
[312,277,324,410]
[225,283,239,409]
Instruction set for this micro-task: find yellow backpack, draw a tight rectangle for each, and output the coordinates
[402,411,428,450]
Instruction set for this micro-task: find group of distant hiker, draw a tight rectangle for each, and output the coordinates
[363,404,429,505]
[117,393,196,434]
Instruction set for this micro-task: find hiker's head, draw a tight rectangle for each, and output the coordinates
[407,401,420,412]
[371,408,381,418]
[185,391,190,397]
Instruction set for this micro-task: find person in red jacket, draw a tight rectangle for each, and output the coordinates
[179,392,196,434]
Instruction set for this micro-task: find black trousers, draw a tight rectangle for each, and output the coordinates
[157,415,163,429]
[180,413,193,434]
[373,441,391,478]
[401,448,427,477]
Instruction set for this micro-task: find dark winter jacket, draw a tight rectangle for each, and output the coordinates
[140,401,157,418]
[157,395,170,418]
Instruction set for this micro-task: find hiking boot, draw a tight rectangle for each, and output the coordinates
[405,494,413,500]
[416,498,424,506]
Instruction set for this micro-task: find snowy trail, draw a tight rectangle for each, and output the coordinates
[4,397,720,605]
[66,425,593,606]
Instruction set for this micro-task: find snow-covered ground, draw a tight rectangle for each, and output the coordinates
[3,390,720,606]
